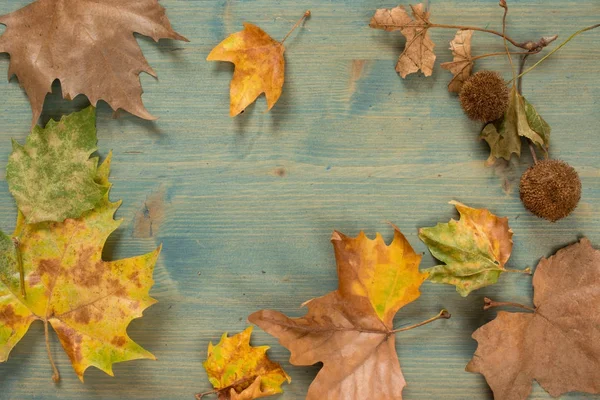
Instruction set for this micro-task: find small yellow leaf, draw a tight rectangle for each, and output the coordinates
[202,326,290,400]
[207,23,285,116]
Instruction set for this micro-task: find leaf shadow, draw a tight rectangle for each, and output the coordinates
[0,321,44,387]
[39,80,92,126]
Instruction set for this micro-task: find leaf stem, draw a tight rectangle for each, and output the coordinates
[12,237,25,298]
[505,267,532,275]
[512,23,600,82]
[44,320,60,382]
[483,297,535,312]
[195,376,256,399]
[391,309,450,334]
[281,10,311,44]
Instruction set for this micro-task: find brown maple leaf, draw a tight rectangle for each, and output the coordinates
[370,4,436,78]
[250,228,449,399]
[467,238,600,400]
[0,0,188,127]
[441,30,474,93]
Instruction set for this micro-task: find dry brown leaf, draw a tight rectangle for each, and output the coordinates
[440,30,474,93]
[467,238,600,400]
[370,4,436,78]
[0,0,188,126]
[249,228,434,399]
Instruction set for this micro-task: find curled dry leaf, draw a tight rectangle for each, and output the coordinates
[0,151,161,381]
[467,238,600,400]
[370,4,436,78]
[199,326,290,400]
[481,86,550,164]
[6,106,107,224]
[207,24,285,116]
[250,228,434,399]
[0,0,188,127]
[419,201,520,296]
[440,30,474,93]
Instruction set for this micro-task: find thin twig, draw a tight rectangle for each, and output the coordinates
[44,320,60,383]
[483,297,535,312]
[391,309,450,334]
[281,10,311,44]
[500,1,516,82]
[429,23,524,48]
[472,50,539,62]
[512,23,600,82]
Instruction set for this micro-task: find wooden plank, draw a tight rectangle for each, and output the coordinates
[0,0,598,398]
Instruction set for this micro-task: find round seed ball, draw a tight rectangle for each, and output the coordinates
[519,159,581,222]
[459,71,510,122]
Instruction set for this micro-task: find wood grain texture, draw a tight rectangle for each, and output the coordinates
[0,0,598,399]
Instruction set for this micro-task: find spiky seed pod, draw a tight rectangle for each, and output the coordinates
[459,71,510,122]
[519,159,581,222]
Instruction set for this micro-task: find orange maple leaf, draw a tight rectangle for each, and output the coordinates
[207,23,284,117]
[250,228,449,399]
[207,12,310,116]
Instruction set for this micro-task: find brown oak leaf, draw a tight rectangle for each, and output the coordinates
[249,228,447,399]
[467,238,600,400]
[441,30,474,93]
[0,0,188,127]
[370,4,436,78]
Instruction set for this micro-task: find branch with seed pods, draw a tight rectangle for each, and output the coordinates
[370,1,599,222]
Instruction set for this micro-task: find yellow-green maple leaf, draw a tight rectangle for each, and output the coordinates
[201,326,290,400]
[419,201,525,296]
[0,153,161,381]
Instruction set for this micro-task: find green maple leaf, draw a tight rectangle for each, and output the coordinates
[6,106,108,224]
[419,201,527,296]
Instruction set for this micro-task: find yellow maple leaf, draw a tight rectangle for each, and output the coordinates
[207,12,309,116]
[199,326,290,400]
[0,153,161,382]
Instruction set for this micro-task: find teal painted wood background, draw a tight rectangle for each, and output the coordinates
[0,0,598,399]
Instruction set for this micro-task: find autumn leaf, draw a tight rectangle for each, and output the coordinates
[441,30,474,93]
[0,151,161,382]
[481,86,550,163]
[467,238,600,400]
[6,106,107,224]
[419,201,526,296]
[0,0,188,127]
[250,228,449,399]
[207,23,284,116]
[207,12,309,116]
[197,326,290,400]
[370,4,436,78]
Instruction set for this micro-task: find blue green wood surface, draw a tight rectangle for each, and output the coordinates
[0,0,599,399]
